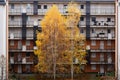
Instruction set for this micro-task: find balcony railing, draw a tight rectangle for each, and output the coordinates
[90,33,115,40]
[22,57,33,64]
[26,33,33,39]
[78,21,115,28]
[10,57,33,64]
[38,9,48,15]
[9,8,33,15]
[9,33,22,39]
[91,48,115,52]
[91,8,115,15]
[91,61,114,64]
[9,21,22,27]
[9,46,34,52]
[9,21,35,27]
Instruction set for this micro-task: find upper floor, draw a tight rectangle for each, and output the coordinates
[8,1,116,16]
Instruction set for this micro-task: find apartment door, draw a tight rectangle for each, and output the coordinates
[18,41,22,50]
[18,65,22,73]
[107,53,112,63]
[100,41,104,49]
[100,65,104,73]
[100,53,104,61]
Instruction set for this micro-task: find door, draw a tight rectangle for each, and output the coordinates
[100,65,104,73]
[100,41,104,49]
[18,41,22,50]
[18,65,22,73]
[100,53,104,61]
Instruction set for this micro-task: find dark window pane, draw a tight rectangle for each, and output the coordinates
[107,18,111,22]
[81,5,84,9]
[108,29,111,33]
[10,53,14,57]
[80,28,84,33]
[26,53,30,57]
[11,16,14,21]
[38,5,41,9]
[92,29,95,33]
[80,16,84,21]
[44,5,47,9]
[92,17,96,22]
[11,4,14,9]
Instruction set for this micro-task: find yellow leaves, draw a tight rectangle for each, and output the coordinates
[34,2,86,73]
[67,2,81,27]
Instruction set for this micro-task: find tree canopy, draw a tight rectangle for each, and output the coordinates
[34,3,86,74]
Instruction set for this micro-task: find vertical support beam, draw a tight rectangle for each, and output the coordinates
[33,1,38,15]
[33,21,38,46]
[22,9,27,40]
[33,21,38,65]
[86,1,91,65]
[117,0,119,79]
[86,1,90,40]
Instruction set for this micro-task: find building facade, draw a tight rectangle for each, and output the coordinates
[8,0,116,77]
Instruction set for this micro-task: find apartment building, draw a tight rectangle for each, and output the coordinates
[8,0,116,77]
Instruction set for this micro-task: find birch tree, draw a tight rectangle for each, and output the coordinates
[34,2,86,79]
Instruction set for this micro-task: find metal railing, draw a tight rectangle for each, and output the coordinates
[9,8,33,15]
[91,8,114,15]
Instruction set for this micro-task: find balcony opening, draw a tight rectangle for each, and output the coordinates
[80,5,84,9]
[44,5,47,9]
[80,16,84,21]
[11,4,14,9]
[107,18,111,22]
[38,5,41,9]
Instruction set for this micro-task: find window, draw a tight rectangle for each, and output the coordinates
[10,41,14,46]
[64,5,67,9]
[26,41,30,46]
[91,65,96,70]
[44,5,47,9]
[107,41,111,46]
[10,53,14,57]
[38,5,41,9]
[107,18,111,22]
[80,5,84,9]
[107,29,111,33]
[92,28,95,33]
[80,17,84,21]
[92,17,96,22]
[107,65,112,71]
[80,28,84,33]
[91,40,96,46]
[11,4,14,9]
[26,16,30,21]
[26,53,30,57]
[26,65,30,72]
[27,4,31,9]
[11,16,14,21]
[38,19,41,21]
[91,53,96,58]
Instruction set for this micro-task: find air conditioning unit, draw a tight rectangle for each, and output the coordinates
[22,58,26,64]
[86,45,90,50]
[10,57,14,64]
[108,58,112,64]
[22,45,26,51]
[10,33,14,39]
[99,33,105,38]
[108,33,112,39]
[34,46,38,50]
[75,58,78,64]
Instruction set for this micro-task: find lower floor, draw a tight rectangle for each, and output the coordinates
[9,72,115,80]
[9,64,115,74]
